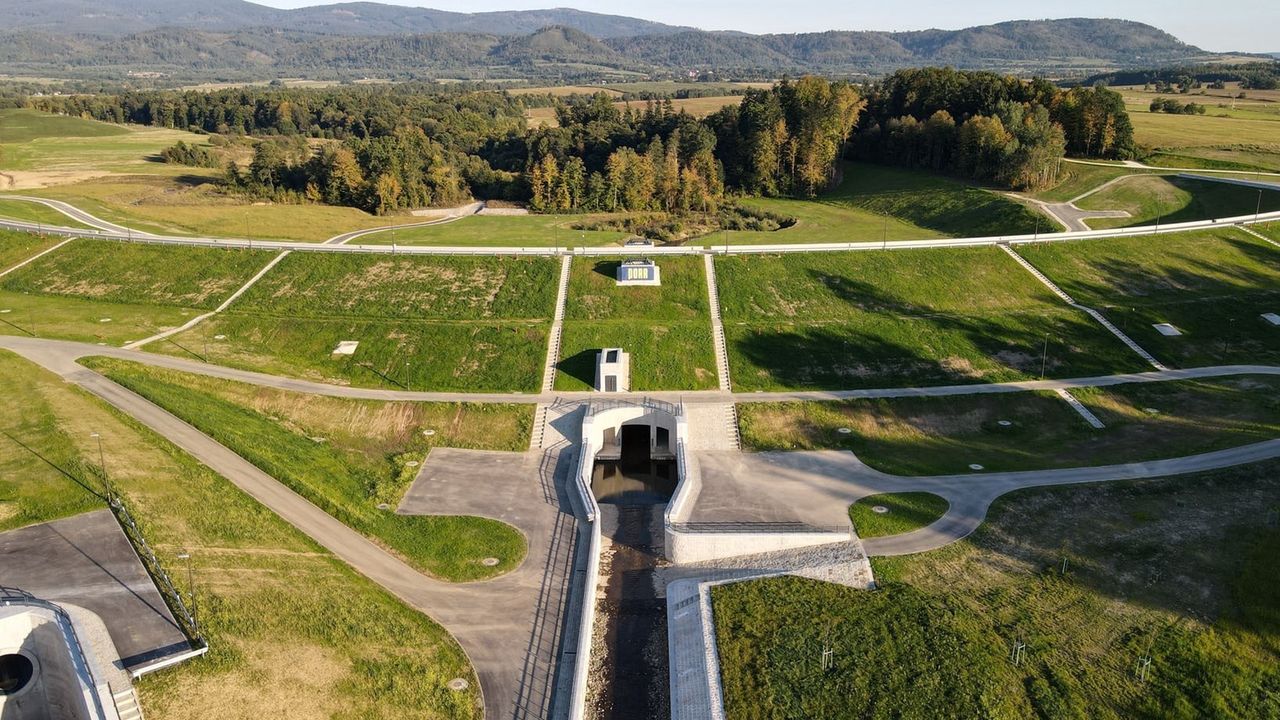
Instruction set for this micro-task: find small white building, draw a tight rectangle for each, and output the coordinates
[616,259,661,286]
[594,348,630,393]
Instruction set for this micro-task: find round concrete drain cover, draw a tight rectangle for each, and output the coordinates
[837,427,852,434]
[405,461,420,468]
[969,463,985,470]
[422,429,436,437]
[99,318,112,323]
[0,309,10,313]
[1145,408,1160,414]
[376,503,391,511]
[481,557,500,567]
[214,334,227,340]
[997,420,1013,427]
[447,678,469,691]
[872,505,889,514]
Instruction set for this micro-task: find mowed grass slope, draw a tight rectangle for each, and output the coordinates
[1020,229,1280,367]
[0,198,93,229]
[0,108,203,176]
[1077,175,1280,229]
[362,213,628,247]
[717,247,1145,391]
[732,162,1049,245]
[0,229,61,272]
[87,358,528,581]
[156,253,558,392]
[713,460,1280,720]
[557,256,717,390]
[0,238,274,345]
[738,375,1280,475]
[0,351,481,718]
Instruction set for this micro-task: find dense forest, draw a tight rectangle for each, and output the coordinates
[852,68,1134,189]
[23,68,1137,213]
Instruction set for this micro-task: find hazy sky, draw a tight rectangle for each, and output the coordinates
[255,0,1278,52]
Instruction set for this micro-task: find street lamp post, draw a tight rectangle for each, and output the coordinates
[1257,188,1264,224]
[1040,335,1050,379]
[90,432,108,494]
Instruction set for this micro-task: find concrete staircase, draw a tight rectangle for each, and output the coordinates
[111,686,144,720]
[541,254,573,394]
[702,253,732,392]
[1000,244,1168,371]
[1239,224,1280,249]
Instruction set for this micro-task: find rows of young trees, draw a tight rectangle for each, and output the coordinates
[851,68,1134,190]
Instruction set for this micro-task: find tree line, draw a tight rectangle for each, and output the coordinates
[26,68,1137,212]
[850,68,1135,190]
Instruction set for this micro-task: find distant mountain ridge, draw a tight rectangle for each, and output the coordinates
[0,4,1231,84]
[0,0,691,38]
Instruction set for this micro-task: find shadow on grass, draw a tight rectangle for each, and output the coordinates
[590,260,621,280]
[557,348,598,388]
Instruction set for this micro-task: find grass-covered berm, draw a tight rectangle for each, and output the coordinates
[713,460,1280,719]
[153,252,560,392]
[0,350,484,719]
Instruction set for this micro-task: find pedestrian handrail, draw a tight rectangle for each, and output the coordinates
[0,587,108,718]
[584,396,683,418]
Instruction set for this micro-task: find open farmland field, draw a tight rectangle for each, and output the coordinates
[716,247,1145,391]
[87,358,529,581]
[730,162,1049,244]
[738,375,1280,475]
[1077,175,1280,228]
[0,108,208,179]
[0,350,482,718]
[0,237,273,344]
[713,460,1280,720]
[1019,229,1280,367]
[154,254,558,392]
[556,256,718,391]
[361,213,629,247]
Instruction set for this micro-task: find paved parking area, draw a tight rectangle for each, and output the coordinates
[0,508,191,669]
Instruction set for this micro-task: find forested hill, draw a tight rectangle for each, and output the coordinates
[0,0,689,38]
[0,13,1223,83]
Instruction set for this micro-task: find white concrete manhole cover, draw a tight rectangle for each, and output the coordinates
[969,463,985,470]
[0,309,10,313]
[447,678,470,691]
[837,427,852,434]
[871,505,890,514]
[997,420,1013,427]
[405,461,420,468]
[1145,408,1160,414]
[214,334,227,340]
[480,557,500,567]
[99,318,112,323]
[309,437,327,443]
[376,503,391,511]
[422,429,436,436]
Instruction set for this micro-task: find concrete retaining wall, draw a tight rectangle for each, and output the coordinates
[666,529,853,565]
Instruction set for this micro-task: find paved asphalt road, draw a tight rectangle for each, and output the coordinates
[3,335,1277,406]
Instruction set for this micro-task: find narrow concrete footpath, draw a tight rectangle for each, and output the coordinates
[1000,243,1168,370]
[2,336,1277,408]
[124,250,292,350]
[1239,224,1280,249]
[0,195,149,235]
[0,236,74,278]
[34,356,579,720]
[323,202,483,245]
[702,253,732,392]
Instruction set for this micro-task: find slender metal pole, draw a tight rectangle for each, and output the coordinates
[177,551,197,634]
[1257,188,1264,223]
[1040,335,1049,379]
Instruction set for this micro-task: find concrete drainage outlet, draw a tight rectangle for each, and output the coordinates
[404,461,419,468]
[422,429,436,437]
[969,463,985,471]
[447,678,469,692]
[376,503,391,511]
[480,557,500,567]
[871,505,890,514]
[0,653,35,696]
[997,420,1013,427]
[837,427,852,434]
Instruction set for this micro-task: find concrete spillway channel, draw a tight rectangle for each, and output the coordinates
[586,417,676,719]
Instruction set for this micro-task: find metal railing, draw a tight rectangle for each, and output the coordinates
[584,396,683,419]
[0,587,109,719]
